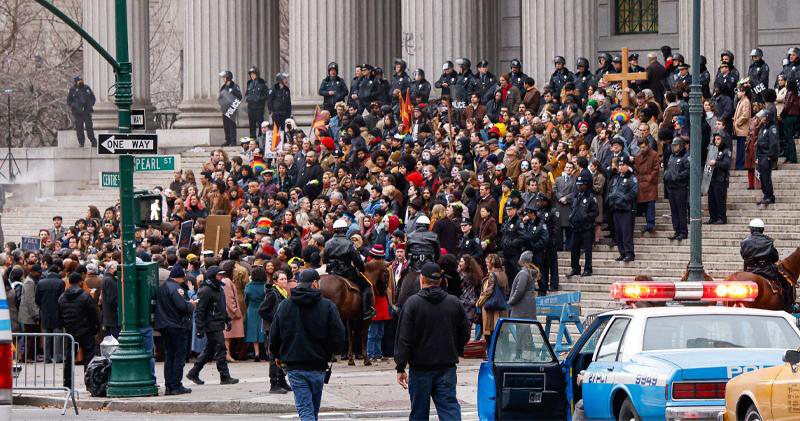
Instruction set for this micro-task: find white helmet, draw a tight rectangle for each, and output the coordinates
[416,215,430,225]
[333,219,349,230]
[748,218,765,229]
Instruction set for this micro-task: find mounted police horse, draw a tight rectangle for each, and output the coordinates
[722,247,800,311]
[320,260,391,366]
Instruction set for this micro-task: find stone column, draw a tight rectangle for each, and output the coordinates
[83,0,153,130]
[357,0,401,70]
[401,0,491,85]
[288,0,358,125]
[521,0,597,91]
[679,0,757,72]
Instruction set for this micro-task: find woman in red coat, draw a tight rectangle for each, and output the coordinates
[367,246,391,360]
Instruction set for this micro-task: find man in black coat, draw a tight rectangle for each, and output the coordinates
[475,60,498,104]
[357,64,378,113]
[499,202,525,282]
[294,150,324,200]
[524,201,551,291]
[411,69,432,105]
[435,61,458,97]
[101,261,120,338]
[36,266,65,363]
[318,62,349,115]
[218,70,242,146]
[267,73,292,129]
[66,76,97,147]
[394,262,469,421]
[748,49,770,103]
[269,269,346,421]
[643,53,666,106]
[456,218,482,261]
[58,272,100,387]
[755,109,781,205]
[186,266,239,385]
[568,174,599,278]
[548,56,575,97]
[390,59,412,108]
[606,155,639,262]
[664,138,691,240]
[245,66,269,138]
[155,265,195,395]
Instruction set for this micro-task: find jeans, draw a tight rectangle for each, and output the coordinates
[641,200,655,229]
[735,136,747,170]
[408,367,461,421]
[162,327,189,390]
[139,326,156,380]
[367,321,385,359]
[287,370,326,421]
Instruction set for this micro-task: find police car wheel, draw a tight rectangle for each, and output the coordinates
[744,404,763,421]
[617,398,641,421]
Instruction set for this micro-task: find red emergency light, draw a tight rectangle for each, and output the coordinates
[611,282,676,301]
[610,281,758,303]
[701,282,758,302]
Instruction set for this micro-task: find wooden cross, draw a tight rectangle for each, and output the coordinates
[603,47,648,108]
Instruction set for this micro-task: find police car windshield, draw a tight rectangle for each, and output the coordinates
[642,315,800,351]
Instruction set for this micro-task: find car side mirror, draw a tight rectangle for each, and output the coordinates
[783,349,800,366]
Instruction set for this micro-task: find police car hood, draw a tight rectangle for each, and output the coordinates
[641,348,785,380]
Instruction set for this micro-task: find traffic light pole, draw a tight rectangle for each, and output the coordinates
[34,0,156,396]
[687,0,706,282]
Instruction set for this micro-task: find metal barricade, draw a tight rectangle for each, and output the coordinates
[12,332,78,415]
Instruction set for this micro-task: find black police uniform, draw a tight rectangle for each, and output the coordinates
[606,165,639,260]
[536,200,560,290]
[548,68,575,96]
[406,227,441,271]
[664,142,691,238]
[357,74,378,112]
[523,208,550,291]
[410,78,432,104]
[708,138,732,224]
[756,114,781,204]
[67,82,97,147]
[245,76,269,138]
[714,71,737,100]
[509,68,528,92]
[569,184,599,276]
[323,233,371,317]
[457,229,483,261]
[782,57,800,88]
[574,69,593,100]
[740,231,792,308]
[434,70,458,97]
[220,80,243,146]
[266,83,291,130]
[390,71,412,106]
[499,209,525,282]
[748,60,770,102]
[349,75,364,109]
[318,75,349,115]
[476,71,498,104]
[454,70,478,105]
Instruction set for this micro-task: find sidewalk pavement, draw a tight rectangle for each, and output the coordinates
[14,357,483,414]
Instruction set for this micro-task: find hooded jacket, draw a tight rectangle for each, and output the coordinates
[195,278,230,335]
[394,286,469,372]
[57,286,99,339]
[711,135,732,183]
[268,287,345,371]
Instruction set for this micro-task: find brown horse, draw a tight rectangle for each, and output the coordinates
[320,260,391,366]
[722,247,800,311]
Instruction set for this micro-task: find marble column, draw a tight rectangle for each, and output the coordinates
[521,0,597,92]
[357,0,402,70]
[401,0,491,85]
[83,0,153,130]
[679,0,757,72]
[288,0,358,125]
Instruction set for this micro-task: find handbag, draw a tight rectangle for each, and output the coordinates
[483,273,509,311]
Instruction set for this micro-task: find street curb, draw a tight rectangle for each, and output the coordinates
[13,394,355,414]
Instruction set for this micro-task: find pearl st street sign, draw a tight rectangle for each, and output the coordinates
[134,155,180,172]
[98,133,158,154]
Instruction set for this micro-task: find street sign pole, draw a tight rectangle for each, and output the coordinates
[687,0,706,282]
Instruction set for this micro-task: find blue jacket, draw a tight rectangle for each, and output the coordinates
[154,278,194,330]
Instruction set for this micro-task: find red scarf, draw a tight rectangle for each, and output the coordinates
[501,84,511,102]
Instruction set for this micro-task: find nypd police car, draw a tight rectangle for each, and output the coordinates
[477,281,800,420]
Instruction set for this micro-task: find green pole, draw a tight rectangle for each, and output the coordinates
[687,0,705,282]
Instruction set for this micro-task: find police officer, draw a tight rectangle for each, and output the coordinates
[675,62,692,87]
[358,64,377,113]
[740,219,793,309]
[267,72,291,130]
[594,53,613,84]
[781,47,800,88]
[666,54,685,91]
[435,61,458,97]
[373,67,391,105]
[606,155,638,262]
[509,58,528,92]
[454,58,477,105]
[707,133,732,225]
[410,68,431,104]
[66,75,97,147]
[548,56,575,97]
[664,138,690,241]
[746,49,770,103]
[319,62,349,115]
[219,70,242,146]
[390,58,412,107]
[476,60,498,104]
[349,64,364,109]
[245,66,269,138]
[323,219,374,320]
[456,217,483,261]
[533,195,558,290]
[574,57,593,100]
[715,62,737,101]
[698,56,712,98]
[499,202,525,282]
[717,50,741,83]
[629,53,645,73]
[406,215,441,271]
[755,108,780,205]
[568,174,599,278]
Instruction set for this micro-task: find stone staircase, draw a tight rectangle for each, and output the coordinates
[1,146,242,241]
[557,163,800,317]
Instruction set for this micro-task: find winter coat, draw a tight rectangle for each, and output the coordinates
[476,271,508,336]
[508,267,538,319]
[591,170,605,223]
[664,148,690,188]
[19,275,39,325]
[258,283,286,332]
[478,216,498,253]
[757,121,780,159]
[243,280,266,343]
[154,278,193,331]
[606,171,639,212]
[432,217,460,255]
[57,286,99,339]
[394,286,469,371]
[318,76,349,109]
[222,278,244,339]
[553,174,576,227]
[569,190,599,232]
[195,278,230,335]
[390,71,412,104]
[733,96,752,137]
[67,83,96,114]
[434,72,459,97]
[548,69,575,96]
[643,62,666,104]
[35,272,65,330]
[267,84,292,115]
[634,147,660,202]
[269,287,346,371]
[358,76,378,109]
[473,195,498,231]
[710,139,732,183]
[476,71,498,104]
[748,60,770,99]
[522,87,541,115]
[101,273,119,328]
[245,77,269,109]
[495,84,522,112]
[410,79,431,104]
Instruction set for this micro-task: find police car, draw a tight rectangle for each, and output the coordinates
[0,284,12,419]
[477,281,800,420]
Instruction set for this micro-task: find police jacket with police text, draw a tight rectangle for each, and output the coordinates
[606,172,639,212]
[67,84,96,114]
[569,190,599,232]
[245,77,269,109]
[740,232,780,269]
[323,234,365,275]
[664,149,690,188]
[195,278,230,335]
[318,76,349,108]
[757,121,781,158]
[748,60,770,96]
[407,228,441,260]
[267,83,291,115]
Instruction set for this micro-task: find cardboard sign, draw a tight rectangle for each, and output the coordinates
[203,215,231,255]
[20,236,41,251]
[178,220,194,248]
[701,144,718,196]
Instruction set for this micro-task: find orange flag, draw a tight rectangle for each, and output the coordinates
[400,88,411,134]
[311,105,325,139]
[271,122,280,151]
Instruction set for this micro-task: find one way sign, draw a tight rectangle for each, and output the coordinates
[98,133,158,155]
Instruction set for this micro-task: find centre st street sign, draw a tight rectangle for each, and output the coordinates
[100,171,120,188]
[98,133,158,154]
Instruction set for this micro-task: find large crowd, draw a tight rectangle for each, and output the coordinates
[4,45,800,417]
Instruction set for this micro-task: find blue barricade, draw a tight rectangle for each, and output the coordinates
[535,291,584,353]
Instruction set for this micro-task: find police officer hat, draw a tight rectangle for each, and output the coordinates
[610,137,625,147]
[374,66,384,74]
[750,48,763,58]
[612,56,622,64]
[459,218,472,226]
[219,70,233,79]
[455,58,471,68]
[248,65,259,75]
[477,60,489,68]
[576,174,592,185]
[576,57,590,68]
[510,58,522,69]
[553,56,566,65]
[393,58,407,70]
[327,62,339,71]
[628,53,639,61]
[678,62,690,69]
[442,60,454,70]
[618,155,632,166]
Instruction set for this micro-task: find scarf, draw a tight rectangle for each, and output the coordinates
[275,285,288,299]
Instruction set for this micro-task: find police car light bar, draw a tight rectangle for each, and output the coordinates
[611,281,759,302]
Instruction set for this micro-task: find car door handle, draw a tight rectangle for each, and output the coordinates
[606,366,615,371]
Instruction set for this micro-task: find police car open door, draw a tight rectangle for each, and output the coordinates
[477,318,568,420]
